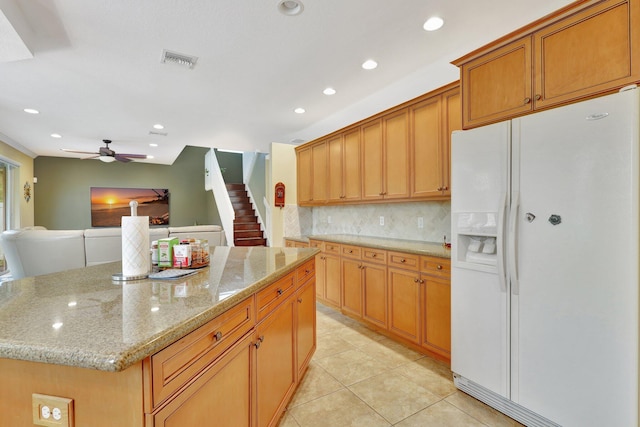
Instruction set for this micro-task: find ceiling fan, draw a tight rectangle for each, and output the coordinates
[61,139,148,163]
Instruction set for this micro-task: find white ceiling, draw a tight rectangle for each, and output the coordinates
[0,0,574,165]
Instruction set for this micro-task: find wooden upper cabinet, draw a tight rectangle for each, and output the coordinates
[361,119,384,200]
[383,109,411,199]
[410,96,443,198]
[328,129,361,203]
[296,146,312,204]
[534,0,640,109]
[459,36,533,128]
[455,0,640,128]
[311,142,327,203]
[441,87,461,196]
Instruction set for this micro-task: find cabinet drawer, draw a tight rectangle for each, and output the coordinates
[388,251,420,271]
[150,297,254,409]
[256,273,296,321]
[420,256,450,278]
[341,244,361,259]
[284,239,295,247]
[324,242,341,255]
[296,259,315,286]
[309,239,324,250]
[362,248,386,264]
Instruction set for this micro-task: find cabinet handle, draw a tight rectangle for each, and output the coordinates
[348,250,353,253]
[305,269,310,274]
[535,94,541,101]
[419,279,425,284]
[212,331,222,341]
[437,265,443,270]
[371,253,377,258]
[437,186,443,191]
[400,258,406,263]
[298,298,303,303]
[277,288,283,296]
[443,186,449,191]
[254,335,265,349]
[524,97,531,104]
[413,278,419,283]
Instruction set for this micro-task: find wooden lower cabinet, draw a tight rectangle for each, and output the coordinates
[255,296,296,427]
[316,252,341,307]
[296,276,316,377]
[422,274,451,358]
[149,333,254,427]
[341,257,363,318]
[361,262,387,329]
[388,267,421,344]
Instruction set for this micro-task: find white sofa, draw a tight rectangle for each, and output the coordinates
[1,225,225,279]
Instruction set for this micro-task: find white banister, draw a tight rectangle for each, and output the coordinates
[206,149,235,246]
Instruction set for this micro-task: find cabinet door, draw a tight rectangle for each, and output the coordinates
[362,262,387,329]
[383,110,410,199]
[410,97,443,198]
[150,333,253,427]
[311,142,328,203]
[441,87,461,196]
[256,298,296,427]
[361,120,383,200]
[296,147,312,204]
[421,275,451,358]
[296,277,316,377]
[341,258,363,318]
[534,0,640,109]
[343,128,362,201]
[324,254,342,307]
[461,36,533,128]
[327,135,344,202]
[315,253,325,300]
[388,268,421,344]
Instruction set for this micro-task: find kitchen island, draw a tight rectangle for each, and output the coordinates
[0,246,318,427]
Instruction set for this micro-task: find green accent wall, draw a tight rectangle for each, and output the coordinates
[214,150,243,184]
[34,146,223,230]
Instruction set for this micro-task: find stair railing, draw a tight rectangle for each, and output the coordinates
[206,149,235,246]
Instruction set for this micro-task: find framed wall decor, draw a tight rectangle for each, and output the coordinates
[90,187,169,227]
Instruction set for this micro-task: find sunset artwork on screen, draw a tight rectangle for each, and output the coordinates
[90,187,169,227]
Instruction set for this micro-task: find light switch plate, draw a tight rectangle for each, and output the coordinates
[32,394,74,427]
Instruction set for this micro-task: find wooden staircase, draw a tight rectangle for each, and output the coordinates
[226,183,267,246]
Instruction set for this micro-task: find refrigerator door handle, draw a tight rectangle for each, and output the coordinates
[508,191,520,294]
[497,192,507,293]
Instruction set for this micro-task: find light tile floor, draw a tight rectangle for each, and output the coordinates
[280,303,523,427]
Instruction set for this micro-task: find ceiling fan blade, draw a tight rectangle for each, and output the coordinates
[117,153,148,159]
[114,155,132,163]
[61,149,100,155]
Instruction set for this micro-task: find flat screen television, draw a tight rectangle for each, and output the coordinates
[90,187,169,227]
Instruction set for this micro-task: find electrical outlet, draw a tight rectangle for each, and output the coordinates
[379,216,384,226]
[418,217,424,228]
[32,394,74,427]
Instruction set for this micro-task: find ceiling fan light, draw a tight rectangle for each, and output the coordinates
[99,155,116,163]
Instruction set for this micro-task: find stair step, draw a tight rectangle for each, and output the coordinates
[226,183,245,191]
[234,237,267,246]
[235,215,257,223]
[229,196,250,204]
[231,202,253,209]
[234,223,261,231]
[234,230,264,239]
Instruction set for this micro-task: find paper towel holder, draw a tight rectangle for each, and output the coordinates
[113,201,150,281]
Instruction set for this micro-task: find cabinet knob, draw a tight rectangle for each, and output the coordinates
[437,186,443,191]
[524,97,531,104]
[419,279,425,284]
[535,94,542,101]
[443,186,449,191]
[371,253,377,258]
[305,269,310,274]
[348,250,353,253]
[213,331,222,341]
[254,335,265,349]
[277,288,283,296]
[298,298,303,303]
[437,265,443,270]
[414,278,419,283]
[400,258,406,263]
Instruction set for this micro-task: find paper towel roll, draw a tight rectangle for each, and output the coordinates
[121,215,150,277]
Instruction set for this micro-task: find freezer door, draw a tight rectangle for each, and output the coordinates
[451,121,510,398]
[511,89,639,426]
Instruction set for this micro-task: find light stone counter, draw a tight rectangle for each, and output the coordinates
[0,246,318,372]
[306,234,451,259]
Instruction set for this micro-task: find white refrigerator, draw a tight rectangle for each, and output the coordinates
[451,88,639,427]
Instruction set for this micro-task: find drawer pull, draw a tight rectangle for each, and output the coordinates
[254,335,265,349]
[400,258,406,263]
[305,269,310,274]
[297,298,303,303]
[371,253,377,258]
[524,97,531,104]
[277,288,283,296]
[348,250,353,253]
[437,265,443,270]
[213,331,222,341]
[414,278,419,283]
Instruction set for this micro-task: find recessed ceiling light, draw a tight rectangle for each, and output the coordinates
[149,143,158,147]
[278,0,304,16]
[146,155,154,159]
[23,108,39,114]
[153,124,164,130]
[294,107,306,114]
[362,59,378,70]
[423,16,444,31]
[50,133,62,139]
[323,87,336,96]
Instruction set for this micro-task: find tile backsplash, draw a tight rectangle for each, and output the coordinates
[284,201,451,244]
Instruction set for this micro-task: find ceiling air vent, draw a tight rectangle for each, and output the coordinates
[149,131,168,136]
[160,49,198,69]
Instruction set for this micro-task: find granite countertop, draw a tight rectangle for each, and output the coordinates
[293,234,451,259]
[0,246,318,372]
